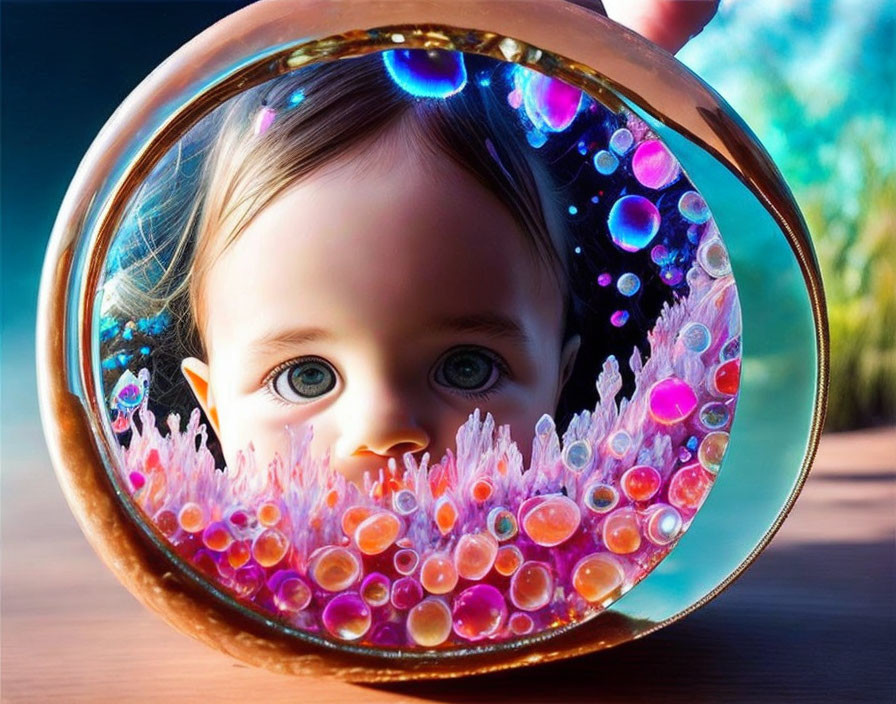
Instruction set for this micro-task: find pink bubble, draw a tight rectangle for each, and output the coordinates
[648,377,698,424]
[632,140,680,189]
[452,584,507,641]
[522,71,583,132]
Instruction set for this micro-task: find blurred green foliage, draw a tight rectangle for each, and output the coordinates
[679,0,895,430]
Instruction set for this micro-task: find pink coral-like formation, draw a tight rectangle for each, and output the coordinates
[110,263,741,651]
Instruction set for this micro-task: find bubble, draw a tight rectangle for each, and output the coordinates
[521,495,581,547]
[520,69,584,132]
[645,504,683,545]
[487,507,518,541]
[510,562,554,612]
[226,540,251,569]
[609,127,634,154]
[508,611,534,635]
[232,564,265,598]
[616,272,641,297]
[720,337,741,362]
[678,190,711,224]
[252,528,290,567]
[392,489,418,515]
[354,511,402,555]
[584,483,620,514]
[602,508,642,554]
[632,139,680,189]
[679,322,712,353]
[593,149,619,175]
[322,593,371,640]
[361,572,391,607]
[668,463,713,511]
[572,553,626,603]
[650,244,673,265]
[421,553,459,595]
[568,205,578,215]
[394,548,420,576]
[610,310,630,327]
[607,430,632,458]
[698,431,730,474]
[407,597,453,647]
[597,272,613,287]
[621,465,662,502]
[391,576,424,610]
[660,266,684,286]
[452,584,507,641]
[697,237,732,277]
[699,401,730,430]
[341,505,373,536]
[494,545,524,576]
[178,502,206,533]
[526,129,548,149]
[454,532,499,580]
[201,521,233,552]
[257,500,281,527]
[608,195,661,252]
[648,377,698,424]
[273,575,313,613]
[225,505,257,540]
[310,546,361,591]
[714,359,741,395]
[471,477,495,503]
[382,49,467,98]
[434,496,459,535]
[562,440,593,472]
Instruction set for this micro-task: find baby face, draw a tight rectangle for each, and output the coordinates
[181,140,580,485]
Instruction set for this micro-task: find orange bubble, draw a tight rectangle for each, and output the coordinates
[572,553,626,603]
[510,561,554,612]
[521,495,581,547]
[341,505,373,536]
[202,520,233,552]
[310,546,361,591]
[178,502,206,533]
[471,478,494,503]
[354,511,402,555]
[602,509,642,554]
[407,598,452,647]
[454,532,498,581]
[252,528,289,567]
[435,496,458,535]
[257,501,281,527]
[494,545,523,576]
[668,462,712,510]
[621,465,662,502]
[325,489,340,509]
[420,553,459,595]
[226,540,251,569]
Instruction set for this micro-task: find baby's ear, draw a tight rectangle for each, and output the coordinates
[180,357,221,436]
[559,334,582,390]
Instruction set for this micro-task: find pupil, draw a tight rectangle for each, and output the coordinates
[445,352,491,390]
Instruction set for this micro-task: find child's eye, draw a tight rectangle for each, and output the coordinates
[433,347,509,399]
[268,357,337,404]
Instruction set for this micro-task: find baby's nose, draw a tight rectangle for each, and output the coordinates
[335,386,431,461]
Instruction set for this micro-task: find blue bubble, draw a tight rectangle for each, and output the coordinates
[607,195,661,252]
[382,49,467,98]
[678,191,711,224]
[526,129,548,148]
[609,128,634,155]
[616,272,641,297]
[593,149,618,175]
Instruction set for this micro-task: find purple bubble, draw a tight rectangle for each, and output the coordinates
[452,584,507,641]
[610,310,630,327]
[322,593,371,640]
[660,266,684,286]
[607,195,660,252]
[597,272,613,287]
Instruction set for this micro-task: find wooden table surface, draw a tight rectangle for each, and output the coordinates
[2,426,894,702]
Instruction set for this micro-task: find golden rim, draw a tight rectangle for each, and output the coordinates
[37,0,828,681]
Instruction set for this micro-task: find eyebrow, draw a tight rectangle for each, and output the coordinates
[248,313,530,356]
